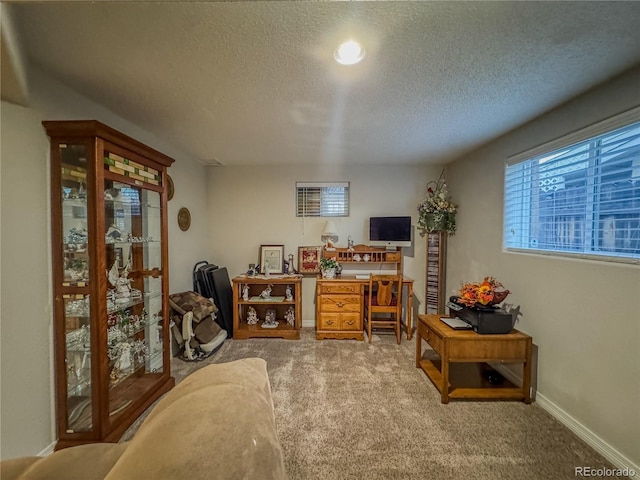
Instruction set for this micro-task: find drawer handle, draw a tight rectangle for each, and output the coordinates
[346,320,355,325]
[326,320,334,325]
[336,302,344,308]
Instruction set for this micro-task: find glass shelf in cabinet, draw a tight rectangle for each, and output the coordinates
[65,297,91,317]
[148,347,162,363]
[105,238,162,245]
[65,325,91,351]
[62,197,88,206]
[107,290,162,314]
[104,199,161,211]
[108,348,160,389]
[108,310,154,339]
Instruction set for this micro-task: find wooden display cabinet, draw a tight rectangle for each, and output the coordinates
[232,275,302,339]
[44,120,175,449]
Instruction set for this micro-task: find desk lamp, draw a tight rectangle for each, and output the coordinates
[321,221,338,251]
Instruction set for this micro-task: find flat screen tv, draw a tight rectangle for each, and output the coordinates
[369,216,412,248]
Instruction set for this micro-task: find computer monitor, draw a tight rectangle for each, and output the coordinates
[369,216,412,248]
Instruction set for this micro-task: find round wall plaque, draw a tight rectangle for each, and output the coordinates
[166,174,175,201]
[177,207,191,231]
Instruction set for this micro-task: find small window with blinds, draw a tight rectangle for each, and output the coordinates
[504,109,640,264]
[296,182,350,217]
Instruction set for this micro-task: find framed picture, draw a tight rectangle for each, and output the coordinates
[298,246,322,275]
[259,245,284,274]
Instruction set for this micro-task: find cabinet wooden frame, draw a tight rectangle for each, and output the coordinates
[44,120,175,450]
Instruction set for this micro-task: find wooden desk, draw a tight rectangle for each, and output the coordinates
[316,275,413,341]
[416,314,532,403]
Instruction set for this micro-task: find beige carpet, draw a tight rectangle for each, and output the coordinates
[124,328,622,480]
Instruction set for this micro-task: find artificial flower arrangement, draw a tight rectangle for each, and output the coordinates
[417,170,458,236]
[457,276,510,308]
[319,257,340,271]
[319,256,340,279]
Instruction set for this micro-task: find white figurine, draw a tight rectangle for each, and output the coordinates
[259,284,273,299]
[242,284,249,301]
[347,235,355,251]
[108,260,132,304]
[284,306,295,326]
[246,306,258,325]
[285,285,293,301]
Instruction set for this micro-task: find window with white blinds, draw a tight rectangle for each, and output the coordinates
[296,182,350,217]
[504,108,640,264]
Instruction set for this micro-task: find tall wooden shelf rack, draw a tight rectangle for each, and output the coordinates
[425,231,447,314]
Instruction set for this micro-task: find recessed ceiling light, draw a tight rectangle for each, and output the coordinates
[334,40,366,65]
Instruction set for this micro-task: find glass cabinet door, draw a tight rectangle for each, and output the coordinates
[103,180,165,421]
[46,120,174,448]
[58,144,93,433]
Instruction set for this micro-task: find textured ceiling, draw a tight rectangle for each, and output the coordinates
[8,1,640,166]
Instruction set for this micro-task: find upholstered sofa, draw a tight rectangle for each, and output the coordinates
[1,358,287,480]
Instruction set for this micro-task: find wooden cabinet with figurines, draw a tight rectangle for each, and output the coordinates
[44,120,175,449]
[232,275,302,339]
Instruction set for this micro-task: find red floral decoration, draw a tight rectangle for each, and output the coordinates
[458,276,510,307]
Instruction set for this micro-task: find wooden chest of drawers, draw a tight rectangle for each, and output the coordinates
[316,279,364,340]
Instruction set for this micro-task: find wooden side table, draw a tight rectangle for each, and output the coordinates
[415,314,532,404]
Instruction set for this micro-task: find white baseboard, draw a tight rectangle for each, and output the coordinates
[301,319,315,328]
[38,441,55,457]
[492,364,638,473]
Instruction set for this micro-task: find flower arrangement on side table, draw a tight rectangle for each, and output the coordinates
[457,276,510,309]
[417,170,458,236]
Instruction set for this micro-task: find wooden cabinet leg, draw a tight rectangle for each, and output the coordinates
[406,283,414,340]
[441,339,450,403]
[441,358,450,404]
[523,340,532,404]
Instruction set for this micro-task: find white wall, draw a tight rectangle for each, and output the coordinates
[207,164,441,325]
[446,66,640,470]
[1,101,54,459]
[0,66,210,459]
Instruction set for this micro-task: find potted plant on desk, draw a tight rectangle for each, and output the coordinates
[319,257,340,279]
